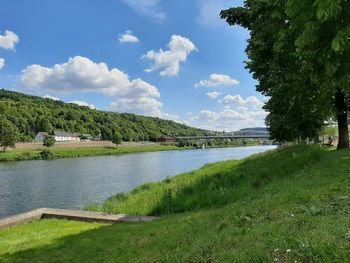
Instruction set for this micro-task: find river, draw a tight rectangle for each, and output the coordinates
[0,146,276,218]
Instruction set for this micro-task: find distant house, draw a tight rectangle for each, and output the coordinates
[94,134,102,141]
[34,132,49,142]
[79,133,93,141]
[53,131,80,142]
[158,136,176,143]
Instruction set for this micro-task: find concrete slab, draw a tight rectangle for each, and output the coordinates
[0,208,158,231]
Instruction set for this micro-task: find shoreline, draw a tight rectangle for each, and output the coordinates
[2,146,348,261]
[0,143,263,163]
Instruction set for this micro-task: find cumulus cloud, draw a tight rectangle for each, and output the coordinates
[119,30,139,43]
[20,56,159,97]
[44,94,60,101]
[188,107,267,132]
[0,58,4,71]
[0,30,19,50]
[206,91,222,99]
[121,0,166,22]
[195,74,239,88]
[161,112,190,125]
[69,100,96,110]
[223,95,264,108]
[110,97,162,117]
[142,35,198,77]
[20,56,162,117]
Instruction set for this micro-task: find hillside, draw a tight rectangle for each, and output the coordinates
[238,127,268,133]
[0,89,207,142]
[1,145,350,262]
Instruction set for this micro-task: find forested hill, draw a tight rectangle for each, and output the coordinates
[0,89,207,142]
[239,127,268,133]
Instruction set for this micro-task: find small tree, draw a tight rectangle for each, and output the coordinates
[112,131,123,146]
[0,118,18,152]
[43,135,55,148]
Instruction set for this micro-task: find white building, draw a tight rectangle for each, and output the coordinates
[53,131,80,142]
[34,132,49,142]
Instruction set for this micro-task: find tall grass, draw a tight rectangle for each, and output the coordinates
[2,145,350,262]
[87,145,326,216]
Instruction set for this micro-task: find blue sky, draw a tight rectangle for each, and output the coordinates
[0,0,266,131]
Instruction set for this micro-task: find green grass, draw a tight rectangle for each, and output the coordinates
[0,145,191,162]
[1,145,350,262]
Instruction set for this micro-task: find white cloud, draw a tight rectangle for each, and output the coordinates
[69,100,96,110]
[142,35,198,77]
[20,56,162,117]
[44,94,60,101]
[0,30,19,50]
[161,113,190,125]
[110,97,162,117]
[195,74,239,88]
[20,56,159,97]
[206,91,222,99]
[223,94,244,104]
[246,96,264,107]
[119,30,139,43]
[121,0,166,22]
[188,107,267,132]
[223,95,264,108]
[186,93,267,131]
[0,58,4,71]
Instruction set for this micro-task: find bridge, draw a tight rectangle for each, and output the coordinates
[175,133,270,141]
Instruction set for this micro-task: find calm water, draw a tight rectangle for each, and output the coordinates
[0,146,276,218]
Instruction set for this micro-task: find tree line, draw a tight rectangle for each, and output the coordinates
[221,0,350,149]
[0,89,207,144]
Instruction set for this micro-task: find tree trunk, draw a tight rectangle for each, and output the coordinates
[335,89,349,149]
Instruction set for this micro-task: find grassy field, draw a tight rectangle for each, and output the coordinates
[0,145,191,162]
[1,145,350,262]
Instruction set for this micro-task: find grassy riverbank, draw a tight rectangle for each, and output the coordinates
[0,145,191,162]
[1,145,350,262]
[0,143,261,162]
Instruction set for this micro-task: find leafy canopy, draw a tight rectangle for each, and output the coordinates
[0,117,18,152]
[221,0,350,147]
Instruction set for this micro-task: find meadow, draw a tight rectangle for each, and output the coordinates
[1,145,349,262]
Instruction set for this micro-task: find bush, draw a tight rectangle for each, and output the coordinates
[43,135,55,148]
[40,149,54,159]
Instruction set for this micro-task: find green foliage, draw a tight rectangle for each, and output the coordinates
[40,149,54,159]
[43,135,55,148]
[112,131,122,145]
[322,126,337,138]
[0,145,190,162]
[0,116,18,152]
[2,146,350,262]
[93,145,324,216]
[0,89,207,142]
[221,0,350,147]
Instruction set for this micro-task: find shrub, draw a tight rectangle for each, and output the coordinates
[40,149,54,159]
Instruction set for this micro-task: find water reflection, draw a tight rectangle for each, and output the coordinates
[0,146,276,218]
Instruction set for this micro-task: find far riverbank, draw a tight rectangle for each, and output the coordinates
[0,145,191,162]
[0,141,262,162]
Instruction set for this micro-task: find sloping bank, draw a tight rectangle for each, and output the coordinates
[1,145,350,262]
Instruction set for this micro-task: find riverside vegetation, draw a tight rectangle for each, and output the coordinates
[1,145,350,262]
[0,140,259,162]
[0,145,189,162]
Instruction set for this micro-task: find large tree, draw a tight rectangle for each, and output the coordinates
[0,117,18,152]
[221,0,350,149]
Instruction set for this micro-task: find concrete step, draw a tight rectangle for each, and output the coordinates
[0,208,158,230]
